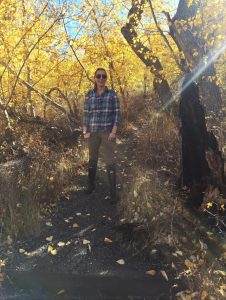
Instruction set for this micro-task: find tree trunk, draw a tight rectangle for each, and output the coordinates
[121,0,172,105]
[179,73,225,206]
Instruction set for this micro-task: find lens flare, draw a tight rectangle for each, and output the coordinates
[160,42,226,112]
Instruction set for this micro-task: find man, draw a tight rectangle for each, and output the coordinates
[83,68,120,204]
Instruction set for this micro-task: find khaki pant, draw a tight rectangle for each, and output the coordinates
[88,132,116,166]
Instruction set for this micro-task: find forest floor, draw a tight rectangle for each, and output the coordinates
[0,128,187,300]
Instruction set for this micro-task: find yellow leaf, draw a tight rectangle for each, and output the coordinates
[72,223,79,228]
[207,202,213,208]
[49,177,54,181]
[0,259,7,267]
[214,270,226,276]
[51,249,57,255]
[184,259,194,269]
[48,245,53,253]
[146,270,157,276]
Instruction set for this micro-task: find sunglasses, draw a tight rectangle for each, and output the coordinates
[96,74,107,79]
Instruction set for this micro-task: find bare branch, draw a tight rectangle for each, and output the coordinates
[63,18,93,84]
[46,87,73,115]
[148,0,182,70]
[0,62,68,115]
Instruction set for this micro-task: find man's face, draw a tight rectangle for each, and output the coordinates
[95,71,107,88]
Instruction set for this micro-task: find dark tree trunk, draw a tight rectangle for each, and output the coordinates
[121,0,172,105]
[179,73,225,206]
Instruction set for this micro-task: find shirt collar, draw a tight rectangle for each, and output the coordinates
[94,86,109,96]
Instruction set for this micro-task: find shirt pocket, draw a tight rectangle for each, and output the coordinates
[106,96,114,111]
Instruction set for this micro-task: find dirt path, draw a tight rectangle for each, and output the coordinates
[1,132,185,300]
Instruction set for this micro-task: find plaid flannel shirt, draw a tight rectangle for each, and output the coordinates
[83,87,120,133]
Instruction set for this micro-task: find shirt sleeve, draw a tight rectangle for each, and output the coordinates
[83,93,90,128]
[113,92,120,126]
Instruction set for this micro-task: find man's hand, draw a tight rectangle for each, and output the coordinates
[108,132,116,141]
[84,132,90,139]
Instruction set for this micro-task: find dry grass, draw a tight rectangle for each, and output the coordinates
[0,123,82,242]
[118,99,226,298]
[119,166,226,299]
[136,110,180,173]
[0,151,77,242]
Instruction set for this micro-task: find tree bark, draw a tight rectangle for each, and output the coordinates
[179,73,225,206]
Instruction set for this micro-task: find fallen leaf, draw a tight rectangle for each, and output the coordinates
[76,213,82,216]
[7,235,13,245]
[116,259,125,265]
[83,239,90,245]
[46,222,53,227]
[48,245,53,253]
[176,290,193,300]
[150,249,157,254]
[104,237,113,244]
[184,259,194,269]
[146,270,157,276]
[72,223,79,228]
[57,289,65,295]
[64,219,69,223]
[133,190,138,198]
[219,284,226,297]
[19,249,25,253]
[88,244,91,252]
[175,250,183,256]
[46,236,53,242]
[214,270,226,276]
[50,249,57,255]
[0,259,7,267]
[200,290,208,300]
[57,242,65,247]
[160,270,168,281]
[172,262,176,269]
